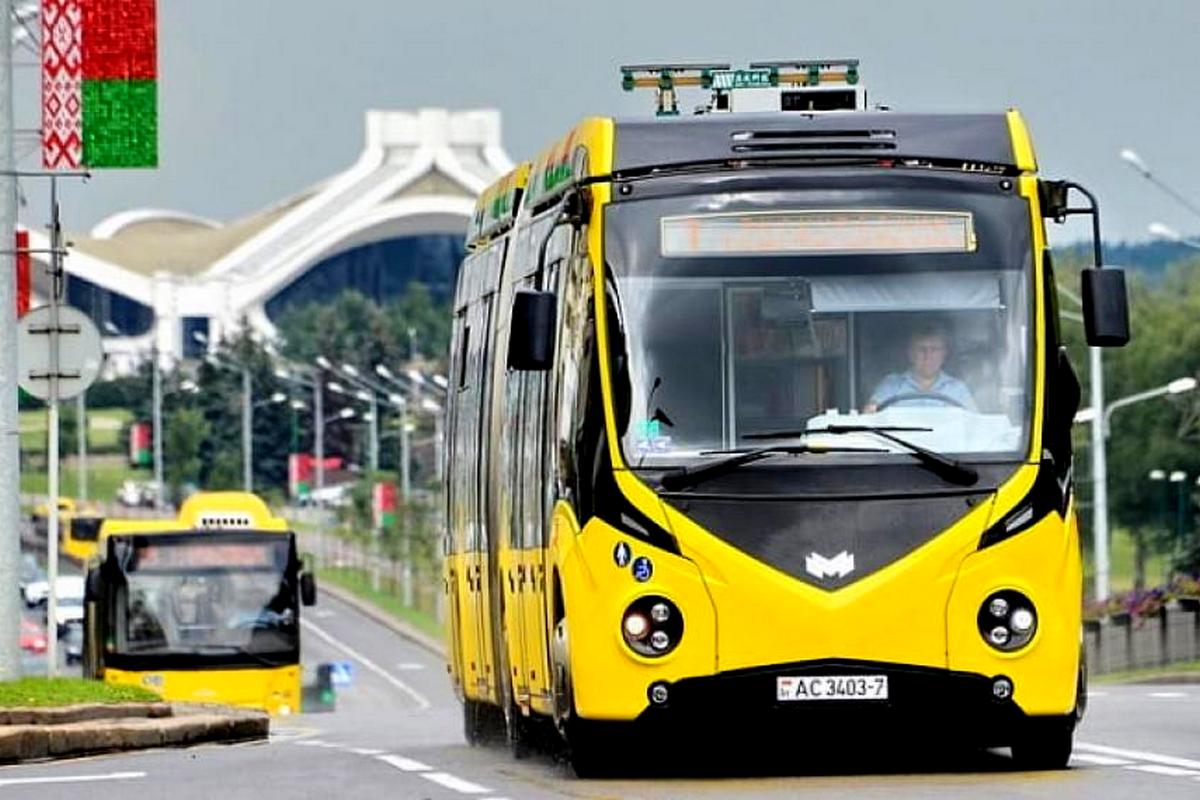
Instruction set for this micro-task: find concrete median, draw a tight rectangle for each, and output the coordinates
[0,702,268,764]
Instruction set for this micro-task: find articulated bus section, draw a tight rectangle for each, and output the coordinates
[443,61,1128,775]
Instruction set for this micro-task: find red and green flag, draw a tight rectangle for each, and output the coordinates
[42,0,158,169]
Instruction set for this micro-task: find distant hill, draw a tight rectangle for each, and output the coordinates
[1054,241,1200,284]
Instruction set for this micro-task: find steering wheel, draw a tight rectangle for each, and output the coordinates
[874,391,966,411]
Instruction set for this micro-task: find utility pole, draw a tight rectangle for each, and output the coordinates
[76,390,86,502]
[44,176,61,675]
[314,376,324,498]
[1090,346,1109,602]
[0,0,20,679]
[152,341,163,509]
[242,367,252,491]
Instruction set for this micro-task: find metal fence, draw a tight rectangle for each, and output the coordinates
[294,522,445,626]
[1085,603,1200,674]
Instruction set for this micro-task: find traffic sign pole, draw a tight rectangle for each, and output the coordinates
[0,0,22,681]
[46,176,61,676]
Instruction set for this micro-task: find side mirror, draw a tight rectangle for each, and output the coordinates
[84,568,102,603]
[508,290,557,371]
[1081,268,1130,347]
[300,572,317,607]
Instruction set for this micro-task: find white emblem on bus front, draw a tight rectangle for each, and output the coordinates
[806,551,855,580]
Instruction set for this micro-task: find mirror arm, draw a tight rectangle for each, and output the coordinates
[1045,180,1103,269]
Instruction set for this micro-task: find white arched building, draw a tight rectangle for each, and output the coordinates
[24,109,510,373]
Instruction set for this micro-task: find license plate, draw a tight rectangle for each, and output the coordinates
[777,675,889,702]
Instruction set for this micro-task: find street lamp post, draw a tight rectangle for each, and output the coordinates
[274,364,325,502]
[1076,376,1198,600]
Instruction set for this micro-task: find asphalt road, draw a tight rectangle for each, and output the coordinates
[2,588,1199,798]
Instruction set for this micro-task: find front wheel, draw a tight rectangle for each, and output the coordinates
[1011,716,1075,770]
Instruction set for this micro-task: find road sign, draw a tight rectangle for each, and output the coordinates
[17,305,103,400]
[329,661,355,688]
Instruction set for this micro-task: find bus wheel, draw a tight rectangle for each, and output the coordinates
[1010,716,1075,770]
[462,699,487,746]
[566,718,612,779]
[505,701,534,759]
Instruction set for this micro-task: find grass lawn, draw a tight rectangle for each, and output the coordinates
[1084,526,1174,596]
[317,565,442,640]
[19,407,132,453]
[0,677,159,707]
[1093,661,1200,685]
[20,460,150,504]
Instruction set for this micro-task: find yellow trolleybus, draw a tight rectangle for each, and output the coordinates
[83,492,316,715]
[444,60,1129,774]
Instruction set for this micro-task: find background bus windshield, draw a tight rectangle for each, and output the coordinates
[112,536,296,658]
[606,183,1034,467]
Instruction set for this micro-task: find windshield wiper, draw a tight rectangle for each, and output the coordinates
[747,425,978,486]
[659,443,886,491]
[191,644,292,668]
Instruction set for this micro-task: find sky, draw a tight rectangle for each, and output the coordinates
[12,0,1200,247]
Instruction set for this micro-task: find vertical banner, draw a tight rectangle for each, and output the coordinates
[373,482,397,529]
[41,0,83,169]
[14,231,30,317]
[129,420,151,466]
[42,0,158,169]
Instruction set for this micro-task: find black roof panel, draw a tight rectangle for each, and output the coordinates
[613,112,1017,173]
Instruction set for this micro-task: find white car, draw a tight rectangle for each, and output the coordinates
[24,574,85,610]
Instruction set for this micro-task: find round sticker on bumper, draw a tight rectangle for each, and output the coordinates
[632,556,653,582]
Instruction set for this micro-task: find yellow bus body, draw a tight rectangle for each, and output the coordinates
[87,492,303,715]
[446,98,1108,772]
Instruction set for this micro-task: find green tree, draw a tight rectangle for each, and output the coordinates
[164,407,209,504]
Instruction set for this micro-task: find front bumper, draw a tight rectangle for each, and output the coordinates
[637,659,1036,746]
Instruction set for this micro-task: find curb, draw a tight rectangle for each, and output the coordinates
[317,581,446,658]
[0,703,268,765]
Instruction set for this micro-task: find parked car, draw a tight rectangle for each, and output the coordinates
[61,621,83,664]
[17,553,44,602]
[23,574,84,612]
[19,617,47,654]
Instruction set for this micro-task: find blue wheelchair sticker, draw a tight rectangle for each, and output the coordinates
[632,556,653,583]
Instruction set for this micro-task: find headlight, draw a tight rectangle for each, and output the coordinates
[977,590,1037,652]
[621,596,683,657]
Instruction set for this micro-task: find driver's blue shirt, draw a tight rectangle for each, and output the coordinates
[869,370,977,411]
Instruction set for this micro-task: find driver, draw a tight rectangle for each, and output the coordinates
[864,324,977,412]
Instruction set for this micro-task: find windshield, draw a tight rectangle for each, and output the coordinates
[110,534,297,658]
[606,179,1034,468]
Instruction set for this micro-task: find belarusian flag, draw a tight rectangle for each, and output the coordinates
[42,0,158,169]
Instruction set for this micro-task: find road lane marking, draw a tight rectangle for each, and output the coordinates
[1077,742,1200,771]
[302,618,432,711]
[396,662,426,671]
[1071,754,1134,766]
[1086,690,1108,698]
[1148,691,1187,698]
[1125,764,1200,777]
[0,771,145,787]
[351,747,385,755]
[421,771,491,794]
[377,754,433,772]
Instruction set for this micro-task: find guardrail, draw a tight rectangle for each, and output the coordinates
[1085,602,1200,674]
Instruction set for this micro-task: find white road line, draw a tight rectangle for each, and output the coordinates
[1077,742,1200,771]
[396,662,426,671]
[1071,753,1134,766]
[376,754,433,772]
[1148,691,1187,698]
[421,771,491,794]
[1125,764,1200,777]
[350,747,385,755]
[302,618,432,711]
[0,771,146,787]
[1086,690,1108,698]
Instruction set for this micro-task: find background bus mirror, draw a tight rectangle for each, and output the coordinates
[1081,268,1131,347]
[508,290,557,371]
[300,572,317,606]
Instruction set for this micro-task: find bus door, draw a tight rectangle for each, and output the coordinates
[445,307,469,695]
[472,284,501,703]
[519,229,571,710]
